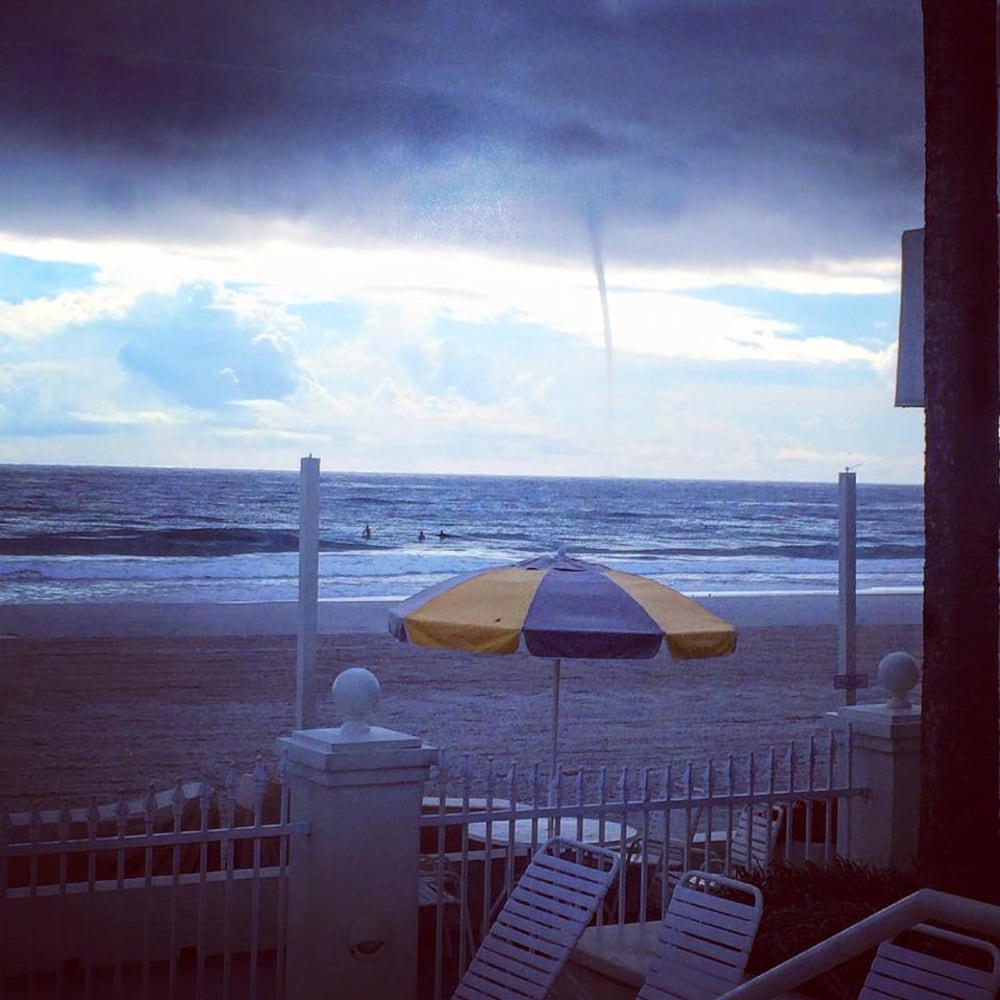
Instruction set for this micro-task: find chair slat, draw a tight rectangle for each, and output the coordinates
[482,919,569,960]
[474,937,560,977]
[533,850,615,883]
[662,902,758,952]
[455,965,540,999]
[672,884,762,921]
[866,962,994,1000]
[515,870,607,907]
[502,892,596,931]
[876,942,999,990]
[862,969,974,1000]
[488,921,580,960]
[659,924,752,969]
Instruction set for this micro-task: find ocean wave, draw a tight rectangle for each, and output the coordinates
[0,529,924,565]
[0,568,47,582]
[551,542,922,562]
[0,528,373,558]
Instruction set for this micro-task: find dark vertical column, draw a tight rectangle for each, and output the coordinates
[921,1,1000,897]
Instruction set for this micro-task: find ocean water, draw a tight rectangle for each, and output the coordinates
[0,465,924,605]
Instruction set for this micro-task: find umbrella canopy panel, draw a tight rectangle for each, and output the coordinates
[388,553,736,660]
[390,565,540,654]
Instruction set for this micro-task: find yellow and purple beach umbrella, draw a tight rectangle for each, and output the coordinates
[388,551,736,772]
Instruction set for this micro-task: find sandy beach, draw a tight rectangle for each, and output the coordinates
[0,594,923,811]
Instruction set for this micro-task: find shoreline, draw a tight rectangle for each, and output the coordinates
[0,590,923,639]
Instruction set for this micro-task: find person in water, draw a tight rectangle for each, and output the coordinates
[362,524,372,539]
[418,530,426,541]
[438,530,449,539]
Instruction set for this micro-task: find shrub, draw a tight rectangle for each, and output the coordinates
[742,859,920,1000]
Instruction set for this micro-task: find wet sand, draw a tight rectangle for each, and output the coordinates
[0,596,923,811]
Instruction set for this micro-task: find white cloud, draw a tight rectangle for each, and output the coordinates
[774,446,879,468]
[0,286,138,340]
[214,288,304,336]
[67,406,181,428]
[0,229,898,370]
[589,292,875,365]
[870,340,900,386]
[0,229,924,480]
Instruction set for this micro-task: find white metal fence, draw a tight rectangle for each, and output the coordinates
[3,732,866,1000]
[417,729,864,1000]
[0,757,307,1000]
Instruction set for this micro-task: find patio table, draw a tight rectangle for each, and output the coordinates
[466,816,637,850]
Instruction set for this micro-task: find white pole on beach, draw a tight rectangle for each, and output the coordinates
[837,468,858,706]
[296,455,321,729]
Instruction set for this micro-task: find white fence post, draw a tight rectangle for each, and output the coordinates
[278,668,439,1000]
[828,651,922,870]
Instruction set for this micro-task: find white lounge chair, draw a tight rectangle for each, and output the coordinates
[637,870,764,1000]
[632,806,706,877]
[859,922,1000,1000]
[419,853,476,964]
[712,803,784,874]
[618,805,706,918]
[452,836,620,1000]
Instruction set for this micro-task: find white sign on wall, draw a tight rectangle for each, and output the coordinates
[895,227,924,408]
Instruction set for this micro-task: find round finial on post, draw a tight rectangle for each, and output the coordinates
[331,667,381,737]
[877,651,920,709]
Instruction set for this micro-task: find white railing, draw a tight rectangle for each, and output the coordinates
[0,758,307,1000]
[2,730,869,1000]
[417,730,864,1000]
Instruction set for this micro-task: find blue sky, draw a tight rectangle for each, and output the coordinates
[0,2,925,482]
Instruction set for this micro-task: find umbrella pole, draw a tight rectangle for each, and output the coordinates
[548,658,561,828]
[551,658,561,783]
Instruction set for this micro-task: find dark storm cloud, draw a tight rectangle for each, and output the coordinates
[0,1,923,266]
